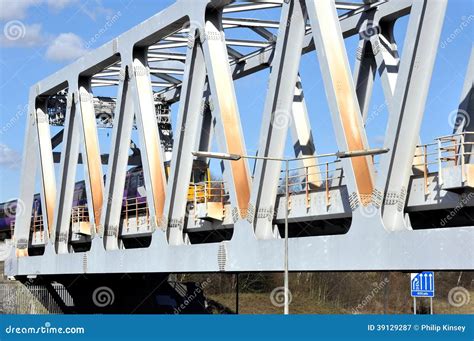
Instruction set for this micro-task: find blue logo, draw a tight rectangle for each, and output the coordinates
[411,272,434,297]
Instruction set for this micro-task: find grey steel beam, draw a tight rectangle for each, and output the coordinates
[249,0,308,239]
[202,9,252,219]
[51,130,64,149]
[35,100,57,242]
[159,0,413,103]
[53,90,80,254]
[14,90,43,257]
[222,17,280,29]
[100,66,135,250]
[250,26,277,42]
[165,27,207,245]
[130,49,167,228]
[196,97,215,161]
[353,29,377,121]
[306,0,375,209]
[7,219,474,276]
[223,3,282,13]
[375,0,447,231]
[290,77,321,187]
[227,46,244,60]
[369,18,400,104]
[77,79,104,232]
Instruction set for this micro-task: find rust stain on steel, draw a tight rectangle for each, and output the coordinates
[133,62,167,223]
[16,248,28,257]
[36,108,56,235]
[315,1,374,202]
[79,87,103,229]
[206,21,251,214]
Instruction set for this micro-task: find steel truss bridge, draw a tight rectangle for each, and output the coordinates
[5,0,474,281]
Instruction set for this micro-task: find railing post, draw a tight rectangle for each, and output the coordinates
[147,199,150,227]
[125,200,129,231]
[33,209,36,244]
[325,162,330,209]
[221,182,224,205]
[452,137,457,165]
[305,166,310,209]
[437,138,443,186]
[424,144,429,195]
[135,198,139,230]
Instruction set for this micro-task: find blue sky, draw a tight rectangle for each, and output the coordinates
[0,0,472,202]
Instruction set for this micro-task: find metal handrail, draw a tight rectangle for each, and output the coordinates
[31,214,44,243]
[413,132,473,191]
[123,196,149,231]
[192,181,227,214]
[71,206,89,224]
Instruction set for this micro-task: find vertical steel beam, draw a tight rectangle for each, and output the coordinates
[290,77,321,188]
[353,34,377,121]
[14,92,40,257]
[130,49,167,228]
[306,0,375,207]
[202,10,251,219]
[249,0,308,238]
[166,28,207,245]
[35,101,56,239]
[77,79,104,232]
[53,90,80,253]
[375,0,447,231]
[196,94,214,159]
[101,66,135,250]
[369,20,400,102]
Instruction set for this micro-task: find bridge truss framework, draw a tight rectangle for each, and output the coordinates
[6,0,474,276]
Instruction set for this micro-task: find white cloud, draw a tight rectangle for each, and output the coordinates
[0,0,77,21]
[45,33,87,62]
[0,22,48,47]
[79,1,114,21]
[0,0,42,21]
[46,0,77,11]
[0,144,21,169]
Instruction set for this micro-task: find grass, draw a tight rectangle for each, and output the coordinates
[206,291,474,315]
[207,293,347,314]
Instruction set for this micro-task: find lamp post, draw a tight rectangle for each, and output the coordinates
[192,147,389,315]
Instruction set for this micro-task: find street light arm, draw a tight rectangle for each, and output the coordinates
[192,151,242,161]
[336,148,390,159]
